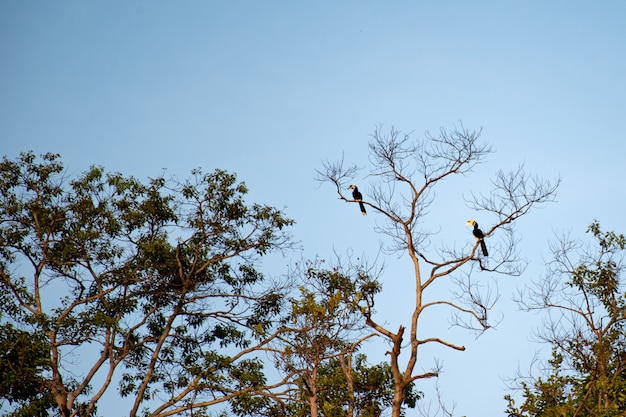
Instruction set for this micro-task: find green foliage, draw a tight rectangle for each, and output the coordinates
[313,354,421,417]
[0,152,293,417]
[0,323,55,416]
[231,353,420,417]
[507,222,626,417]
[505,349,578,417]
[234,259,416,417]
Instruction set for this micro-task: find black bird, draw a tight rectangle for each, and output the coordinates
[348,184,367,216]
[466,219,488,256]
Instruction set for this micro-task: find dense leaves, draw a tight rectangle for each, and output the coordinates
[230,260,417,417]
[0,152,293,417]
[0,323,55,416]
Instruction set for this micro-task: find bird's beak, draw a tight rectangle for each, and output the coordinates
[465,220,473,226]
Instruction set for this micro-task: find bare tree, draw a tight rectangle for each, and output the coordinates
[317,124,560,417]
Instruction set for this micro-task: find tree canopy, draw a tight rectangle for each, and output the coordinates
[0,151,294,417]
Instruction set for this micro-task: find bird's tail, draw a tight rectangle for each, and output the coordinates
[480,240,488,257]
[359,202,367,216]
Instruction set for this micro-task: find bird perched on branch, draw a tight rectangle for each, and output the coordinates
[348,184,367,216]
[466,219,488,256]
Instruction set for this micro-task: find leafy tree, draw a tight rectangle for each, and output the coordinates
[0,152,294,417]
[313,354,421,417]
[507,222,626,417]
[0,323,55,416]
[230,259,420,417]
[278,263,366,417]
[317,125,560,417]
[275,353,420,417]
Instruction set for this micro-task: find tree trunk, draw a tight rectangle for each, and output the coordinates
[309,394,318,417]
[389,325,405,417]
[391,384,405,417]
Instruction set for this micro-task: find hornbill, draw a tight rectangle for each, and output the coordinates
[466,219,488,256]
[348,184,367,216]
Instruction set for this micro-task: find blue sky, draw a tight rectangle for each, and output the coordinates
[2,1,626,416]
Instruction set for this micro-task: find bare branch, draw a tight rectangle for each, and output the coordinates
[466,165,561,229]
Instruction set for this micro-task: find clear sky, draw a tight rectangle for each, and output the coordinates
[1,1,625,416]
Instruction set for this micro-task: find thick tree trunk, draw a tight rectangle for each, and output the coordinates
[391,385,405,417]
